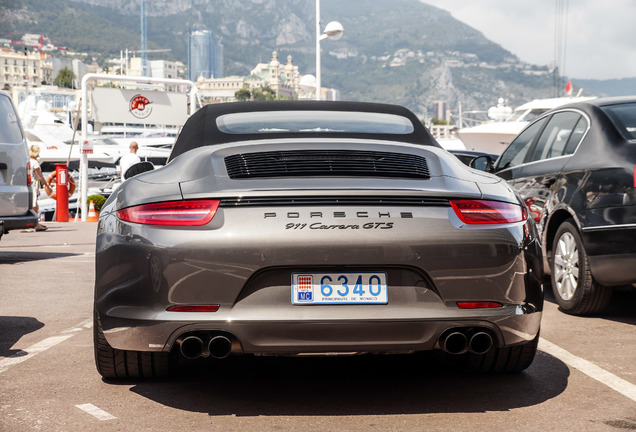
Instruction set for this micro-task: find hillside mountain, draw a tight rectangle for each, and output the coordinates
[572,78,636,98]
[2,0,561,117]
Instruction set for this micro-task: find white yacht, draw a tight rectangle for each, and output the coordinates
[19,97,171,170]
[457,97,595,154]
[20,99,120,167]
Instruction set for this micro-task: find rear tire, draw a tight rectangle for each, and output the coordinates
[94,310,171,379]
[463,331,539,373]
[550,221,611,315]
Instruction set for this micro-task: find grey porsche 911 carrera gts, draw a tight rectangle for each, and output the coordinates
[94,101,543,379]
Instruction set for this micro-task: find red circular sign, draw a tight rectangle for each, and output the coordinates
[129,95,152,119]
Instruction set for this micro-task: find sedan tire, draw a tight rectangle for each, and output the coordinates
[550,221,612,315]
[94,310,171,379]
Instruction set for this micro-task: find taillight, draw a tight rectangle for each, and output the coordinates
[449,199,527,225]
[118,200,220,226]
[26,161,32,186]
[457,302,503,309]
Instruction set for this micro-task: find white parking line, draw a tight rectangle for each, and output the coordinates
[539,337,636,403]
[0,318,91,374]
[76,403,117,421]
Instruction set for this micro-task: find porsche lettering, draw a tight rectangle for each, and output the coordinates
[265,211,412,219]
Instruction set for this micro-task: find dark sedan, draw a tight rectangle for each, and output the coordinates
[94,101,543,379]
[477,97,636,315]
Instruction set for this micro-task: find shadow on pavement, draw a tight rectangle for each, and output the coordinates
[598,290,636,324]
[544,282,636,325]
[0,251,81,264]
[0,316,44,357]
[127,350,569,416]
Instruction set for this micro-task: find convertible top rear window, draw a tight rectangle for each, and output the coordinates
[601,103,636,139]
[216,111,415,135]
[168,101,440,162]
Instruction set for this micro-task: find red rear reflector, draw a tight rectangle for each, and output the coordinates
[457,302,503,309]
[118,200,220,226]
[450,199,527,224]
[167,305,220,312]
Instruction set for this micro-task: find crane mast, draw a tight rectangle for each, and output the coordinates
[141,0,148,76]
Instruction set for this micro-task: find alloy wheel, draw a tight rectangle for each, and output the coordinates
[553,232,580,301]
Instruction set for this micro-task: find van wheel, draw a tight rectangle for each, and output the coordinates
[550,221,611,315]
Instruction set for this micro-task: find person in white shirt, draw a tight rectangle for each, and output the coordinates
[119,141,141,180]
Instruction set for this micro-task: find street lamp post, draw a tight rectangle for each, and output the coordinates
[315,0,344,100]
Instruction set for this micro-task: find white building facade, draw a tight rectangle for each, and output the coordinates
[196,76,245,103]
[0,49,54,89]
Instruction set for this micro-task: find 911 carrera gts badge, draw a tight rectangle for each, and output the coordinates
[129,94,152,119]
[296,275,313,302]
[286,222,394,230]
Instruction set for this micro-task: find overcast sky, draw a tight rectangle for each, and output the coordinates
[421,0,636,80]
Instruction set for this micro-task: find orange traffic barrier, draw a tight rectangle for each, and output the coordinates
[87,200,98,222]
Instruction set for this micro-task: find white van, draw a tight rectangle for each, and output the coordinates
[0,90,38,240]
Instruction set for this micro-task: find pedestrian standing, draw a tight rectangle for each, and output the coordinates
[119,141,141,180]
[28,144,51,232]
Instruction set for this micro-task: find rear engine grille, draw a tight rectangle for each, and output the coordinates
[225,150,430,179]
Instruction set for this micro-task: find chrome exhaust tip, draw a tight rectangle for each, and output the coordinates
[469,331,494,355]
[179,335,205,360]
[441,331,468,355]
[208,335,232,359]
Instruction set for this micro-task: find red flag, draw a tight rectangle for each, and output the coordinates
[565,80,573,96]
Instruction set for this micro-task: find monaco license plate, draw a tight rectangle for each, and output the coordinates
[292,272,388,305]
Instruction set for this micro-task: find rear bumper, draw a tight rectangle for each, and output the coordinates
[98,307,543,354]
[0,209,38,233]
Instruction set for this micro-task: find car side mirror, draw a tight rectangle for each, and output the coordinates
[470,155,494,172]
[124,161,155,179]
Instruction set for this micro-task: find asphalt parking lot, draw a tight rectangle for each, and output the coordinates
[1,222,635,431]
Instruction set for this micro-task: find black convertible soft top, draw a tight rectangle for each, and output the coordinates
[169,101,439,161]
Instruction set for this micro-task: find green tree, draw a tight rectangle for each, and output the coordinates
[431,117,452,126]
[235,84,251,101]
[252,85,275,101]
[54,67,76,88]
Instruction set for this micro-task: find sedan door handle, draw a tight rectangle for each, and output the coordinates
[541,177,557,186]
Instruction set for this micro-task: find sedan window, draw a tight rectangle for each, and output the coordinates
[601,102,636,140]
[528,111,581,162]
[563,117,588,155]
[497,117,548,170]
